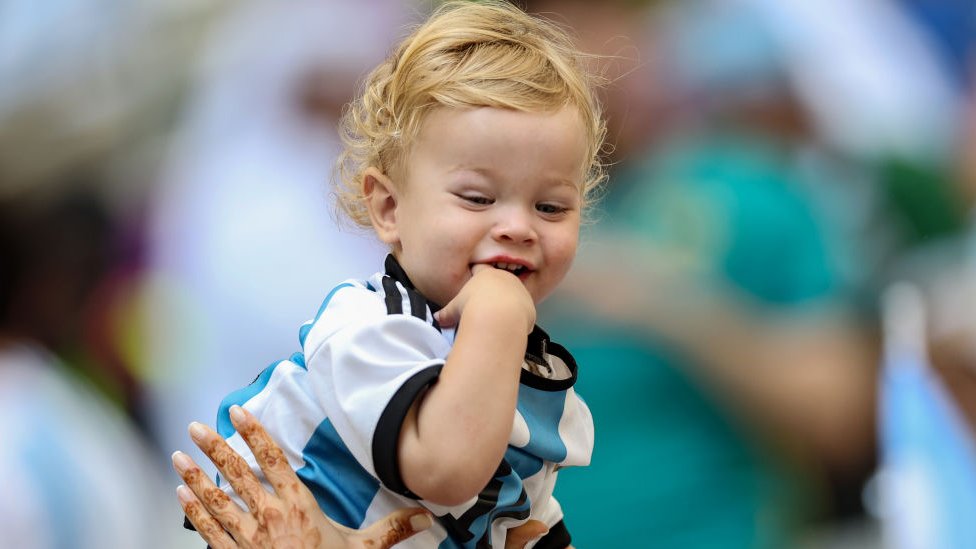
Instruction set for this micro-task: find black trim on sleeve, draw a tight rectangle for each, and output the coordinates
[372,363,444,498]
[519,327,579,391]
[534,520,571,549]
[524,325,551,363]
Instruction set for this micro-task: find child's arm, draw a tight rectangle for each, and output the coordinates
[397,265,535,506]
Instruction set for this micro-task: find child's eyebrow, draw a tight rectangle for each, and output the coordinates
[446,165,491,177]
[448,166,582,191]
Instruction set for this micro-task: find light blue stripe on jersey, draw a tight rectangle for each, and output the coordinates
[218,283,356,438]
[299,282,355,348]
[438,463,530,549]
[297,418,380,529]
[496,468,532,515]
[516,385,569,463]
[216,360,281,439]
[505,445,544,480]
[442,465,532,549]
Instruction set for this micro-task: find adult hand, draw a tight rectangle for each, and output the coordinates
[172,404,433,548]
[503,520,548,549]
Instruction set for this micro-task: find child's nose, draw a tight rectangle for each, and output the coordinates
[492,208,537,244]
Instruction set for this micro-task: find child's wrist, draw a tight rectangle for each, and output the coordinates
[462,299,535,335]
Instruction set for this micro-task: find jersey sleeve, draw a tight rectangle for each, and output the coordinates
[302,283,451,497]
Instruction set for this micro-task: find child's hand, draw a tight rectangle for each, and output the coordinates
[434,264,536,333]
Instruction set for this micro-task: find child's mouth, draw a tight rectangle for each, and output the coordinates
[489,262,530,278]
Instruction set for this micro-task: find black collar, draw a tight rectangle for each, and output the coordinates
[384,254,415,289]
[384,254,442,313]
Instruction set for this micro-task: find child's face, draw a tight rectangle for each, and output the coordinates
[375,105,587,308]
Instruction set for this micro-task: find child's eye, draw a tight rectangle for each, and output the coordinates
[459,194,493,205]
[536,203,568,215]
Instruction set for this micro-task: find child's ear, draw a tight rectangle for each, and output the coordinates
[363,166,399,245]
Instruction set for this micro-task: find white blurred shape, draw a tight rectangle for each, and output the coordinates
[741,0,961,161]
[0,344,188,549]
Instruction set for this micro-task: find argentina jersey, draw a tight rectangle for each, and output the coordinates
[213,255,593,548]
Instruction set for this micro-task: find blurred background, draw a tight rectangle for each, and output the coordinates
[1,0,974,547]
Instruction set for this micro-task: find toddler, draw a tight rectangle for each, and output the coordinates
[212,2,606,547]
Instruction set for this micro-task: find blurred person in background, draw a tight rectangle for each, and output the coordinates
[0,191,186,549]
[0,0,234,547]
[518,0,969,546]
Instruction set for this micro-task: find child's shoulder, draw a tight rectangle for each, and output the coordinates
[300,273,440,347]
[306,277,387,327]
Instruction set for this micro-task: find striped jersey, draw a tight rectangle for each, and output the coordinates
[214,255,594,548]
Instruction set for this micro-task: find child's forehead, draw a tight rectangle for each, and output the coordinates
[397,106,588,188]
[416,106,585,150]
[413,104,585,141]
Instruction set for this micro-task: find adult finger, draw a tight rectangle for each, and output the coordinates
[351,508,433,549]
[190,421,273,517]
[172,450,253,543]
[185,423,266,534]
[504,519,549,549]
[228,405,317,507]
[177,484,239,549]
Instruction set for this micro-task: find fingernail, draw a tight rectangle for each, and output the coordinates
[230,405,246,424]
[172,451,193,472]
[410,512,433,531]
[189,422,207,443]
[176,484,193,503]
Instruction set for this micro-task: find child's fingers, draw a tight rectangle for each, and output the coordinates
[434,301,460,328]
[435,264,491,326]
[176,484,239,549]
[171,450,254,543]
[470,263,493,275]
[228,405,318,509]
[187,421,270,526]
[433,293,464,328]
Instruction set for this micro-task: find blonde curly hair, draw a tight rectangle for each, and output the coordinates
[334,0,607,227]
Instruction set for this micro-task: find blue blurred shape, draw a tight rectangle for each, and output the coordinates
[879,283,976,549]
